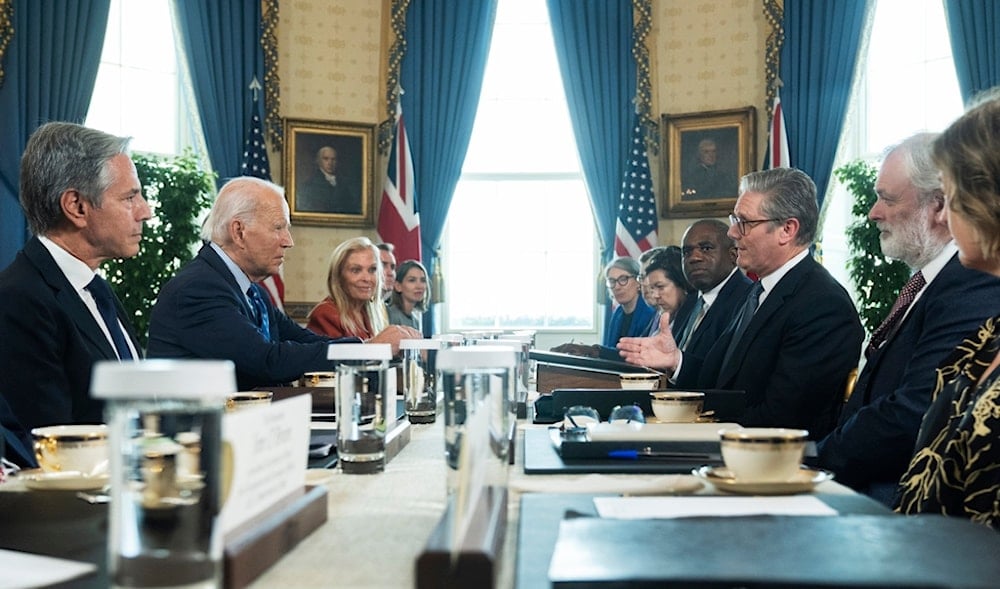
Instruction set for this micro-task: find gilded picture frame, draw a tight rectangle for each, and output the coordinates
[283,118,375,227]
[661,106,757,218]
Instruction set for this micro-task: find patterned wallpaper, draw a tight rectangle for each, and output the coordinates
[278,0,388,303]
[652,0,768,245]
[277,0,769,303]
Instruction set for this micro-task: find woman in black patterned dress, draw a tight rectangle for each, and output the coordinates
[895,91,1000,528]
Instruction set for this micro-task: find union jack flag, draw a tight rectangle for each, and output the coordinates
[377,106,422,262]
[766,92,789,169]
[614,115,658,258]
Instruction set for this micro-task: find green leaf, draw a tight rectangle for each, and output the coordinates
[101,150,216,350]
[833,160,910,334]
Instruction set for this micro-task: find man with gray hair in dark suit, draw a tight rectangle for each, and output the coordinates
[619,168,864,440]
[0,122,150,432]
[815,133,1000,505]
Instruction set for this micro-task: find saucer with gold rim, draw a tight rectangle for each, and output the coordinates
[692,465,833,495]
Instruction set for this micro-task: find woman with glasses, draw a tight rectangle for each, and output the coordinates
[552,256,655,359]
[895,92,1000,528]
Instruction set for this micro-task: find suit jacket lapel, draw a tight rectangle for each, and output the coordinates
[199,244,257,321]
[717,257,814,385]
[24,238,119,360]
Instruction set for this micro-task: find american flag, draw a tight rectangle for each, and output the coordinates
[614,115,658,258]
[376,106,422,262]
[766,92,789,169]
[241,96,285,310]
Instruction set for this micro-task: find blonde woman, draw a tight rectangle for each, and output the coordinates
[307,237,421,353]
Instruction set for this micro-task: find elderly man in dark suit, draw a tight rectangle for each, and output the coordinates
[672,219,752,357]
[815,134,1000,505]
[0,122,149,431]
[147,176,418,390]
[619,168,864,439]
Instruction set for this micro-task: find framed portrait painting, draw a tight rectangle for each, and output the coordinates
[660,106,756,218]
[283,118,375,227]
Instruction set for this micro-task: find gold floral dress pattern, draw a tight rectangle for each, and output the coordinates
[895,316,1000,529]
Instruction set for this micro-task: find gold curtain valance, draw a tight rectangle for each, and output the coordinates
[763,0,784,125]
[632,0,657,154]
[0,0,13,89]
[261,0,282,150]
[380,0,409,155]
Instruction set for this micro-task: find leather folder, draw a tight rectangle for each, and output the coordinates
[547,514,1000,588]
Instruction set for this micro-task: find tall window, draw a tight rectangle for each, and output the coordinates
[444,0,598,332]
[86,0,201,156]
[823,0,963,289]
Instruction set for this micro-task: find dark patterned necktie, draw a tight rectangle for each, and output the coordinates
[866,270,926,357]
[720,281,763,369]
[247,285,271,342]
[87,275,133,360]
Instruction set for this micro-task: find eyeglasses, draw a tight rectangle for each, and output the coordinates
[728,213,783,236]
[605,275,635,288]
[681,244,717,257]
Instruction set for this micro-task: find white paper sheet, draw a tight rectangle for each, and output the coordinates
[593,495,838,519]
[0,549,96,588]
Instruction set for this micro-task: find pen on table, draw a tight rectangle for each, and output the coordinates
[607,449,718,461]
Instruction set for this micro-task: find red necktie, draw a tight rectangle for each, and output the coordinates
[866,271,926,357]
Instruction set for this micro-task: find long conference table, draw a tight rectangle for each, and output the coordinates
[5,407,1000,588]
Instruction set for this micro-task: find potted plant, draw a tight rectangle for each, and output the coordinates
[833,159,909,334]
[102,150,216,349]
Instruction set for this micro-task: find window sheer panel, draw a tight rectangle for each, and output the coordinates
[461,100,580,173]
[823,0,963,293]
[445,0,598,334]
[86,0,188,156]
[447,179,594,330]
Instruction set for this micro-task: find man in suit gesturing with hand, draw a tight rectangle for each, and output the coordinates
[619,168,864,439]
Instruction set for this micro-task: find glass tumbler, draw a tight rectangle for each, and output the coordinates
[400,338,442,424]
[437,347,517,494]
[328,343,392,474]
[93,359,235,589]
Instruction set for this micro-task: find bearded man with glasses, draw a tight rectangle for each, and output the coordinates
[619,168,864,439]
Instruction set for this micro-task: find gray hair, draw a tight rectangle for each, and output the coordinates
[883,133,943,206]
[604,256,641,277]
[19,122,132,235]
[201,176,286,244]
[739,168,818,246]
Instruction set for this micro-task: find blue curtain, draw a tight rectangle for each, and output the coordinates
[943,0,1000,103]
[174,0,264,184]
[400,0,497,306]
[780,0,869,211]
[547,0,634,264]
[0,0,111,269]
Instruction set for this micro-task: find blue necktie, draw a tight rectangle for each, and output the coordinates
[248,285,271,341]
[720,282,763,369]
[87,275,133,360]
